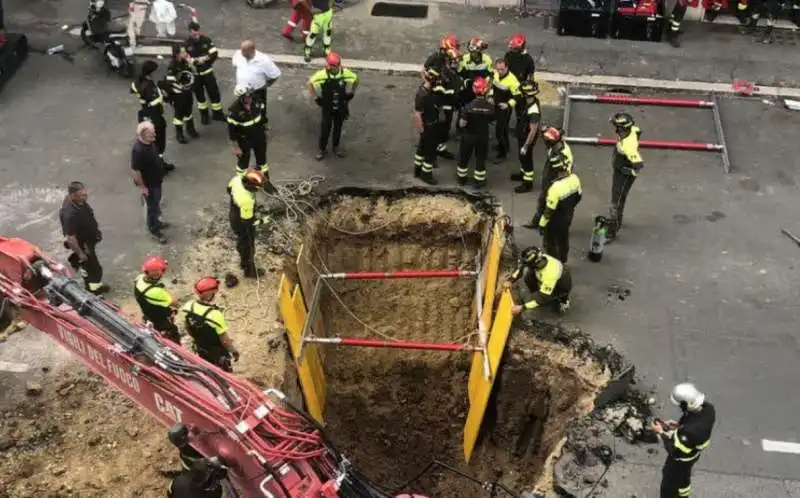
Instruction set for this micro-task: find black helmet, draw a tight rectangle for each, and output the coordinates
[520,246,544,264]
[167,424,190,448]
[610,112,634,129]
[141,60,159,77]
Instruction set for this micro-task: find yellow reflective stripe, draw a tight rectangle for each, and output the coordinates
[135,276,171,307]
[696,439,711,450]
[536,255,562,295]
[673,431,694,454]
[199,68,214,75]
[166,75,177,81]
[227,116,262,127]
[523,299,539,310]
[678,485,691,496]
[229,176,256,220]
[149,96,163,106]
[675,454,700,462]
[208,47,218,54]
[545,174,582,209]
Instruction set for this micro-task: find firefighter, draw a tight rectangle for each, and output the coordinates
[186,22,224,125]
[738,0,781,40]
[167,458,224,498]
[652,383,716,498]
[458,37,492,107]
[228,169,271,278]
[165,45,199,144]
[413,68,442,185]
[307,52,359,160]
[228,85,275,192]
[303,0,334,62]
[505,33,535,85]
[131,60,174,170]
[608,112,644,241]
[181,277,241,371]
[167,424,204,472]
[505,246,572,315]
[456,77,494,188]
[425,35,460,160]
[281,0,312,41]
[534,164,582,263]
[526,126,574,227]
[510,81,542,193]
[490,58,521,164]
[134,256,180,343]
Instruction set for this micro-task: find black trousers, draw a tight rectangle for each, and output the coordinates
[67,243,103,287]
[415,125,439,174]
[457,133,488,180]
[138,111,167,155]
[151,320,181,344]
[253,87,268,123]
[610,168,637,234]
[319,108,345,151]
[543,223,572,263]
[193,72,222,111]
[235,128,267,173]
[231,219,256,271]
[660,459,693,498]
[172,92,194,126]
[197,347,233,372]
[495,107,512,156]
[669,1,687,31]
[518,136,534,183]
[524,268,572,309]
[532,167,559,226]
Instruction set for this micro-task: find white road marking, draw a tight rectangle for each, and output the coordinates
[0,361,31,373]
[761,439,800,454]
[128,44,800,99]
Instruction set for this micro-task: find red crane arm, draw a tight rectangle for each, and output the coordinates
[0,237,386,498]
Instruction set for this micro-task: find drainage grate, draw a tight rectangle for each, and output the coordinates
[370,2,429,19]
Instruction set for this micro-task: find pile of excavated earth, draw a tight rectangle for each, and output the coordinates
[0,185,657,498]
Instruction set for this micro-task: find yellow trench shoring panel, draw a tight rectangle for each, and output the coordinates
[463,289,513,462]
[278,274,327,425]
[468,222,504,404]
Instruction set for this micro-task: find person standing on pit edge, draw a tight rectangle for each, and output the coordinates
[181,277,241,372]
[528,126,574,227]
[307,52,358,160]
[228,169,272,278]
[228,85,276,193]
[608,112,644,242]
[456,77,494,188]
[529,161,582,263]
[131,121,170,244]
[413,68,442,186]
[59,181,110,295]
[424,35,460,161]
[186,22,224,125]
[233,40,282,124]
[165,44,200,144]
[505,246,572,315]
[490,58,521,164]
[505,33,536,85]
[652,383,715,498]
[134,256,180,343]
[131,60,175,170]
[303,0,334,62]
[510,81,542,193]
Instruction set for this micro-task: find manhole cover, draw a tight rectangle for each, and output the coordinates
[370,2,429,19]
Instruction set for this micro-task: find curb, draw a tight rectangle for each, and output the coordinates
[133,45,800,99]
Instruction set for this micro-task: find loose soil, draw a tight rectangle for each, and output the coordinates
[0,188,620,498]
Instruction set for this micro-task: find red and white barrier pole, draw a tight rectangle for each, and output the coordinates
[321,270,478,280]
[569,94,716,109]
[305,336,479,352]
[566,136,724,151]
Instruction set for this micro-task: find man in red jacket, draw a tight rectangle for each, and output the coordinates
[281,0,312,41]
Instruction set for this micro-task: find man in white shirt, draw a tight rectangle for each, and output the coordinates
[232,40,281,122]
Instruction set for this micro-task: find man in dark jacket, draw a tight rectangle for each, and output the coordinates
[59,181,109,294]
[131,121,169,244]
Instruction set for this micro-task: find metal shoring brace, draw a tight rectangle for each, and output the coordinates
[298,275,324,362]
[474,253,491,380]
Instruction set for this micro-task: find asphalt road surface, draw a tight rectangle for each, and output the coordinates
[2,1,800,496]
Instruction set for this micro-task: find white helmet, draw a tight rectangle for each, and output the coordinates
[234,85,251,97]
[670,383,705,411]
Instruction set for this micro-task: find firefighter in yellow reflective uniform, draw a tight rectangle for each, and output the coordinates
[535,168,582,263]
[526,126,574,228]
[608,112,644,241]
[458,37,492,106]
[228,170,271,278]
[134,256,180,343]
[181,277,240,372]
[490,58,521,163]
[652,383,716,498]
[505,246,572,315]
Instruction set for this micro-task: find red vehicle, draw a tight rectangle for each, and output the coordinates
[0,237,411,498]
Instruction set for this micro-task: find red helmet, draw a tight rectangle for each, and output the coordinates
[325,51,341,68]
[242,169,265,188]
[440,34,459,52]
[472,77,490,96]
[508,33,526,50]
[541,126,562,142]
[468,36,487,52]
[142,256,168,275]
[194,276,219,295]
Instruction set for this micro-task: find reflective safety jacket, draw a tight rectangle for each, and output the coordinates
[308,67,358,111]
[509,253,567,310]
[186,34,219,75]
[180,300,227,355]
[130,78,165,115]
[134,274,174,330]
[490,70,521,108]
[165,60,194,97]
[459,52,493,82]
[178,445,204,471]
[459,96,495,136]
[168,470,223,498]
[661,401,715,464]
[504,49,535,84]
[539,173,582,229]
[613,125,644,175]
[546,142,574,174]
[227,176,257,226]
[227,98,265,141]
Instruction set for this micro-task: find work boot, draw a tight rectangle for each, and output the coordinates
[244,265,266,279]
[493,154,506,164]
[150,230,168,244]
[186,119,199,139]
[212,109,225,122]
[473,179,487,189]
[457,176,468,186]
[88,283,111,295]
[156,220,171,230]
[174,126,188,144]
[437,148,455,160]
[667,30,681,48]
[510,172,524,182]
[514,181,533,193]
[760,25,775,44]
[316,149,327,161]
[420,171,438,186]
[199,109,211,125]
[262,174,277,194]
[522,219,538,229]
[304,49,312,63]
[333,147,347,158]
[414,166,422,178]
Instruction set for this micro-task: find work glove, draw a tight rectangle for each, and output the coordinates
[253,215,271,227]
[498,102,509,110]
[520,146,528,156]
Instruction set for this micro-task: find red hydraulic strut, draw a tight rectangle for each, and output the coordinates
[320,270,478,280]
[569,94,715,108]
[304,336,480,352]
[565,136,724,151]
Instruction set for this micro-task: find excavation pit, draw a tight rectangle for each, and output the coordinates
[284,188,618,496]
